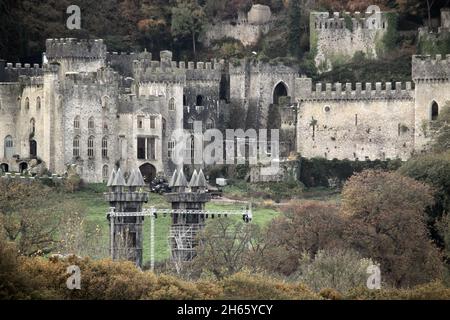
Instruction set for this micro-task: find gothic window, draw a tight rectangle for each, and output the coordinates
[74,116,80,129]
[196,95,204,106]
[4,135,14,159]
[102,165,109,182]
[87,136,94,158]
[431,101,439,121]
[73,136,80,157]
[206,117,214,129]
[169,98,175,111]
[25,97,29,111]
[88,116,95,130]
[103,121,109,132]
[102,136,108,158]
[102,96,108,110]
[137,116,143,129]
[30,118,35,135]
[36,97,41,110]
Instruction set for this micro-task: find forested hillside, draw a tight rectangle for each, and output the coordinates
[1,0,449,64]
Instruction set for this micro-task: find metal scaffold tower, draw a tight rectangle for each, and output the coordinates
[106,168,252,269]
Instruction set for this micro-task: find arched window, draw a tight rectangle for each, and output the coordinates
[102,136,108,158]
[196,95,204,106]
[103,120,109,132]
[88,116,95,130]
[102,165,109,182]
[30,118,36,135]
[102,96,108,110]
[73,136,80,157]
[36,97,41,110]
[273,82,288,105]
[25,97,30,111]
[169,98,175,111]
[87,136,94,158]
[4,135,14,159]
[431,101,439,121]
[206,117,215,129]
[74,116,80,129]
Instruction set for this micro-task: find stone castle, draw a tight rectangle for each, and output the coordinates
[0,7,449,183]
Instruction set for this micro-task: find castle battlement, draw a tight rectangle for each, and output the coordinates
[412,54,450,81]
[1,62,43,82]
[133,50,222,83]
[46,38,107,59]
[301,80,414,101]
[64,67,119,84]
[311,10,388,30]
[19,76,44,87]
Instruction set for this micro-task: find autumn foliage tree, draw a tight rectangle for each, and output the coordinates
[264,201,346,275]
[341,170,444,287]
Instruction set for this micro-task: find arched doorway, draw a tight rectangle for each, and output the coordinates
[19,162,28,173]
[0,163,8,173]
[431,101,439,120]
[30,140,37,158]
[139,163,156,183]
[273,82,288,105]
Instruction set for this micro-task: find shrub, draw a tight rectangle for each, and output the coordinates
[294,249,375,294]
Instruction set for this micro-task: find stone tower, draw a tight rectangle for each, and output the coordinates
[166,169,210,261]
[105,168,148,267]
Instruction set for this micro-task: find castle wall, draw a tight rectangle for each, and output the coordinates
[412,55,450,150]
[201,21,271,47]
[0,83,20,167]
[297,81,415,161]
[60,68,120,183]
[229,60,298,127]
[311,11,389,72]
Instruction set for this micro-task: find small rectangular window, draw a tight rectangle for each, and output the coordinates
[137,116,143,129]
[150,116,156,129]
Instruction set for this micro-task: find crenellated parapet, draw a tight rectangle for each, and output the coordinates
[299,80,414,101]
[133,50,224,84]
[412,54,450,81]
[311,10,389,31]
[2,63,43,82]
[45,38,107,60]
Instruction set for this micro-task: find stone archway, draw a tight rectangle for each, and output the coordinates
[139,163,156,183]
[0,163,8,173]
[19,162,28,173]
[273,81,288,105]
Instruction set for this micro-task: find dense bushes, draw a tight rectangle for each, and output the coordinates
[2,241,449,300]
[299,157,402,188]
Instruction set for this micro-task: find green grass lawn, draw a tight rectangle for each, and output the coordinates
[69,185,281,264]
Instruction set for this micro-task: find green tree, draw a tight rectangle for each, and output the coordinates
[398,152,450,248]
[287,0,302,57]
[171,0,206,57]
